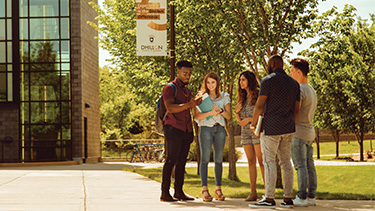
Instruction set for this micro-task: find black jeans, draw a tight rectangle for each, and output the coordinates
[161,124,193,192]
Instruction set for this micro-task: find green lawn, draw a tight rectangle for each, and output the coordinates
[314,139,374,155]
[125,165,375,200]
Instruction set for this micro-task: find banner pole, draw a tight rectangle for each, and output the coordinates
[170,4,175,81]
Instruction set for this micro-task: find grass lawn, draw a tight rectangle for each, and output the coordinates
[313,139,374,156]
[124,165,375,200]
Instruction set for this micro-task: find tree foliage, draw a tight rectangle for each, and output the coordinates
[90,0,321,178]
[174,0,319,179]
[302,5,375,161]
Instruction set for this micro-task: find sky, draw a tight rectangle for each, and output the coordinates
[98,0,375,67]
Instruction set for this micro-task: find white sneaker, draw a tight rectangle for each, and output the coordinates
[293,196,308,207]
[307,197,316,206]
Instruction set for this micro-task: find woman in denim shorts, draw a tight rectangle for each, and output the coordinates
[235,71,264,201]
[194,72,231,202]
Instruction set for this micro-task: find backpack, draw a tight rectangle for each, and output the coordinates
[155,83,176,136]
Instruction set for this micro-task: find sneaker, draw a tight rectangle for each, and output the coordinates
[249,196,276,209]
[307,197,316,206]
[280,199,294,208]
[293,195,308,207]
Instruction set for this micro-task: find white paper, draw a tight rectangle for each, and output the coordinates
[254,115,263,136]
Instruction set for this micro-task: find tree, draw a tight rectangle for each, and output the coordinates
[91,0,321,180]
[174,0,319,180]
[209,0,319,81]
[302,5,375,161]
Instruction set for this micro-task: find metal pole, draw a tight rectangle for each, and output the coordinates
[170,4,175,81]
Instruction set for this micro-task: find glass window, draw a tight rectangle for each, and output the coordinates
[30,72,61,101]
[0,64,5,71]
[20,41,29,63]
[0,0,5,18]
[21,72,30,101]
[6,0,11,17]
[61,0,69,16]
[7,64,11,71]
[29,41,59,64]
[61,62,69,70]
[0,19,5,40]
[0,73,5,101]
[19,19,28,40]
[7,19,11,40]
[30,125,59,139]
[61,102,70,123]
[30,102,60,124]
[21,102,30,123]
[19,0,72,161]
[7,72,12,101]
[61,18,69,39]
[62,124,71,139]
[29,0,59,17]
[30,18,59,40]
[61,72,70,100]
[0,42,5,62]
[61,40,69,62]
[7,41,11,62]
[20,0,29,17]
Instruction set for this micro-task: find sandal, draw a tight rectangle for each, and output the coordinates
[202,190,213,202]
[214,189,225,201]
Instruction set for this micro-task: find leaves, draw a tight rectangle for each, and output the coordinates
[302,6,375,149]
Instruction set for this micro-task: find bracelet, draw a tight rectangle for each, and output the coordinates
[220,109,224,114]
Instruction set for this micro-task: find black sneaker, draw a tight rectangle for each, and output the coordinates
[280,199,294,208]
[249,196,276,209]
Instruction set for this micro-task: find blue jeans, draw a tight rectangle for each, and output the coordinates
[199,125,226,186]
[291,137,317,199]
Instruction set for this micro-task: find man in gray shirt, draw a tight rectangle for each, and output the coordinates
[289,58,317,207]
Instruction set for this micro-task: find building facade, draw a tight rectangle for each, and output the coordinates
[0,0,100,163]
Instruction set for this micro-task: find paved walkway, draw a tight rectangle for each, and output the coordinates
[0,161,374,211]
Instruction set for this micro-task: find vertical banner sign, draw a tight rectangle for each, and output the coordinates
[136,0,167,56]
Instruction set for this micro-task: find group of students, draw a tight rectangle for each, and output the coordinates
[159,55,318,209]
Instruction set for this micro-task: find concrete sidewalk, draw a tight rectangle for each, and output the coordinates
[0,162,374,211]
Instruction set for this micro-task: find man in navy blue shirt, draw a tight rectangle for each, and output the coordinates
[249,55,300,209]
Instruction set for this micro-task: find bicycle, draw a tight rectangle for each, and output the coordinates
[125,144,145,162]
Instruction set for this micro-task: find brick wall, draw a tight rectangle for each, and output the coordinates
[0,107,19,162]
[70,0,100,162]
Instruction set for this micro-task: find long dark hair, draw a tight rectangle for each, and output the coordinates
[237,71,258,106]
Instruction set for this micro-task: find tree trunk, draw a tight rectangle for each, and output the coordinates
[359,119,365,161]
[360,133,364,161]
[315,128,320,159]
[332,130,341,158]
[227,119,237,180]
[193,120,201,175]
[226,81,237,180]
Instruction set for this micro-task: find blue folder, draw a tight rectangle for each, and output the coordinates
[196,93,214,120]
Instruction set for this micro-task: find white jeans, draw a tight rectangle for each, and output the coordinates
[260,133,294,199]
